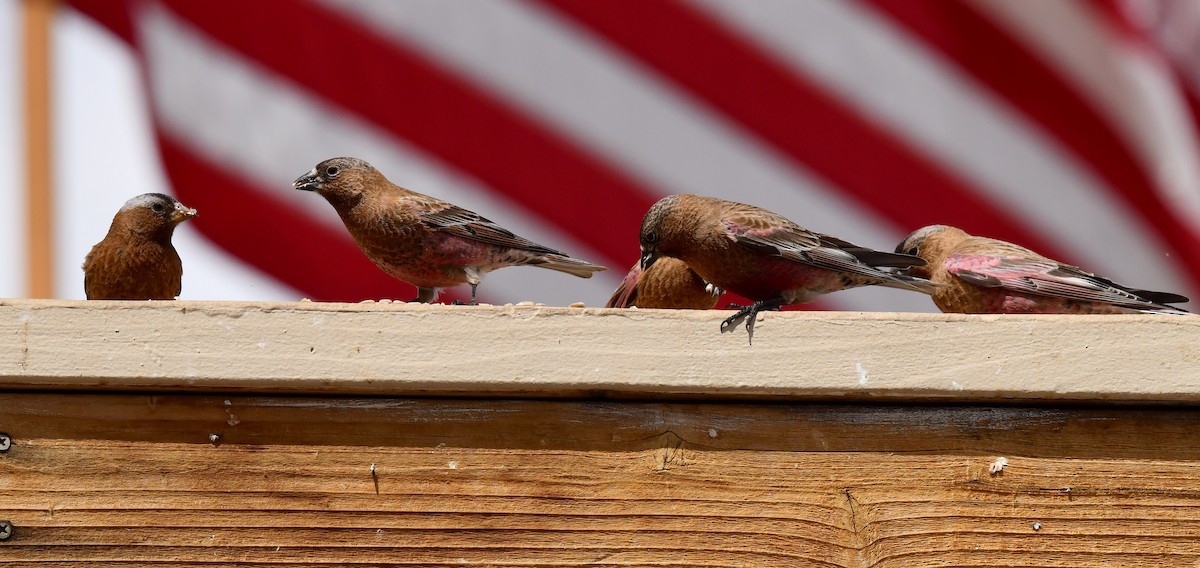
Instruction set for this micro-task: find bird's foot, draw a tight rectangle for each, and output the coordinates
[451,299,479,306]
[719,305,752,334]
[720,298,785,345]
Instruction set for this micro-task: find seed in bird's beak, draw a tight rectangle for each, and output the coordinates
[171,204,198,223]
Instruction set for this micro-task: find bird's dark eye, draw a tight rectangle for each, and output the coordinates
[151,203,166,214]
[325,166,340,177]
[644,230,658,243]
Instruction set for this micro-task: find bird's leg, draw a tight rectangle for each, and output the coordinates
[451,284,480,306]
[411,287,437,303]
[454,269,482,306]
[720,297,786,344]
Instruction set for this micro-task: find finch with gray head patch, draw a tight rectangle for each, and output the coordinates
[896,224,1190,314]
[637,194,934,342]
[294,157,606,303]
[83,193,197,300]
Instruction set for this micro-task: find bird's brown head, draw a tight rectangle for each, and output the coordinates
[293,157,380,207]
[895,224,961,279]
[638,195,683,271]
[115,193,197,241]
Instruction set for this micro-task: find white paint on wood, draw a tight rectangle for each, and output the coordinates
[1,299,1198,401]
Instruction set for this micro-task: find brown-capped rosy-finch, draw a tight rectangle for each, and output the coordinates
[896,224,1189,314]
[638,194,934,342]
[606,256,721,309]
[83,193,197,300]
[294,157,605,303]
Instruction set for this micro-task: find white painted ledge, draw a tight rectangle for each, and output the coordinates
[1,299,1198,402]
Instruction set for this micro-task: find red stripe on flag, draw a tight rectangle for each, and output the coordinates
[1090,0,1148,39]
[66,0,137,45]
[540,0,1070,261]
[865,0,1200,288]
[156,0,651,273]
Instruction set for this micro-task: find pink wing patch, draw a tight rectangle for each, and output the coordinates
[945,253,1185,311]
[606,262,642,308]
[945,254,1053,284]
[721,219,791,242]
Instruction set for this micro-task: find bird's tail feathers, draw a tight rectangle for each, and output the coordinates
[1130,288,1191,305]
[1135,305,1193,316]
[879,273,940,295]
[531,254,608,279]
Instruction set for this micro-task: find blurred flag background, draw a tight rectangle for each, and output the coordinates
[3,0,1200,311]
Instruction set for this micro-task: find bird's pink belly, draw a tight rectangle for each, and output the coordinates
[702,256,847,303]
[979,289,1130,314]
[362,232,493,288]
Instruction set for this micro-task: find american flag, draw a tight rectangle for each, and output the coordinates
[61,0,1200,311]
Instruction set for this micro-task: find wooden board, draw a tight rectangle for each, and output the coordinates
[4,300,1200,403]
[3,393,1200,566]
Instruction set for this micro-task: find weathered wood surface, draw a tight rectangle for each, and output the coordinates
[3,299,1200,402]
[3,393,1200,566]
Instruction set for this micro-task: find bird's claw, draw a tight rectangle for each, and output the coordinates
[720,305,757,342]
[720,309,750,334]
[719,298,785,345]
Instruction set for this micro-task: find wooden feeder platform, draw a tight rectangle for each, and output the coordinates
[2,299,1199,566]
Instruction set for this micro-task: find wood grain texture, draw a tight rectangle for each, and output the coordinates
[2,299,1200,402]
[3,394,1200,566]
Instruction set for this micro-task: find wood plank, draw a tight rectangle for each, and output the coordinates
[3,300,1200,402]
[2,394,1200,566]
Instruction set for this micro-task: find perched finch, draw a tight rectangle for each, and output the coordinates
[82,193,197,300]
[294,157,606,303]
[606,256,721,309]
[896,224,1190,314]
[637,194,934,341]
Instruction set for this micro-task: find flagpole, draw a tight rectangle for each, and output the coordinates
[23,0,56,298]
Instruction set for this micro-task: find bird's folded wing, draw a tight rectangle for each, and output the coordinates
[420,202,566,256]
[947,254,1187,307]
[720,204,821,253]
[722,213,899,281]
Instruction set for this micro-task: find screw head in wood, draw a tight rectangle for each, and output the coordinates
[0,520,13,541]
[0,433,10,452]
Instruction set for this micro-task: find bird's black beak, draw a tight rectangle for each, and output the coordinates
[293,169,322,192]
[639,246,660,271]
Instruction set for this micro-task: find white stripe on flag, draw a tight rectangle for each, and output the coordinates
[975,0,1200,232]
[0,0,22,297]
